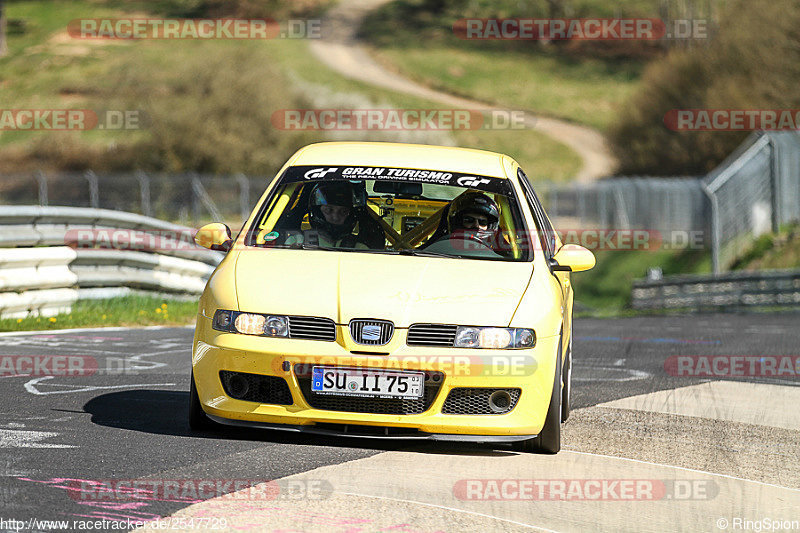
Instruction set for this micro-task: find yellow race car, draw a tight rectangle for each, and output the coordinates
[190,142,594,453]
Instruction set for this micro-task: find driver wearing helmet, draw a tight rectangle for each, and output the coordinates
[447,191,500,247]
[285,181,369,248]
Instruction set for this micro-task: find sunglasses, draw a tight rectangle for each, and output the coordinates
[462,215,489,226]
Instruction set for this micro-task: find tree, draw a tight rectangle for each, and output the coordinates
[0,0,7,57]
[545,0,564,18]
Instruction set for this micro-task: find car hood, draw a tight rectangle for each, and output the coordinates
[234,248,533,327]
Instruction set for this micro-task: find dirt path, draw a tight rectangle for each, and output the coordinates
[309,0,616,182]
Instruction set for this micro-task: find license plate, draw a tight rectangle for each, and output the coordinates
[311,367,424,399]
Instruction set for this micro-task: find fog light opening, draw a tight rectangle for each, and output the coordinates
[227,374,250,399]
[488,390,512,413]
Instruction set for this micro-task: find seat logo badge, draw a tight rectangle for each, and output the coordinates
[361,325,381,341]
[304,167,339,179]
[350,319,393,345]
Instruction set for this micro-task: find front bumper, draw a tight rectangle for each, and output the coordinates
[192,315,559,437]
[206,415,533,442]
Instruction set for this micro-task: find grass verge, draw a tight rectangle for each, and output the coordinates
[729,224,800,271]
[361,0,651,131]
[0,295,197,332]
[572,248,711,316]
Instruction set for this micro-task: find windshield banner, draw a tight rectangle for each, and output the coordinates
[281,165,511,194]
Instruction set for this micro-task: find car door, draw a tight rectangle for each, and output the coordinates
[517,169,572,344]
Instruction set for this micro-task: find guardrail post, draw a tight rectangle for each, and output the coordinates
[35,170,48,206]
[84,170,99,208]
[550,188,558,218]
[612,182,630,230]
[235,174,250,222]
[768,134,780,234]
[136,171,152,217]
[191,174,200,226]
[191,174,224,223]
[599,183,608,226]
[702,182,720,275]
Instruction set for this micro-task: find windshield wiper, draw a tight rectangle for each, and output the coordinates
[396,249,458,258]
[268,243,452,256]
[267,243,353,252]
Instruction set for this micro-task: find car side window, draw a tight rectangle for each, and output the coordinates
[517,169,556,260]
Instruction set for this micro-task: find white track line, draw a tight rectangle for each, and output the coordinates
[563,449,800,492]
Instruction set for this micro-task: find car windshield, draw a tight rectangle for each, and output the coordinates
[246,165,532,261]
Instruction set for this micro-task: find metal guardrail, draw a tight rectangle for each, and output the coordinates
[0,206,223,319]
[632,269,800,311]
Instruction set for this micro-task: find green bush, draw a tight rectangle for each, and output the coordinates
[116,46,316,174]
[609,0,800,175]
[362,0,667,60]
[103,0,333,18]
[29,43,317,175]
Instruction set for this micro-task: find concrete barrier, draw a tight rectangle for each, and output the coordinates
[0,206,224,318]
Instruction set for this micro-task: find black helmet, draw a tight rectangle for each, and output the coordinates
[308,181,365,240]
[448,191,500,233]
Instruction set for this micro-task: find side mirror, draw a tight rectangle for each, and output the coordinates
[194,223,232,252]
[551,244,595,272]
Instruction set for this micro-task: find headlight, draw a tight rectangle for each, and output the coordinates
[234,313,266,335]
[212,310,289,337]
[212,309,233,331]
[265,315,289,336]
[454,326,535,349]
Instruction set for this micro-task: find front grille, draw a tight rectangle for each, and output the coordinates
[219,371,293,405]
[289,316,336,341]
[407,324,457,346]
[349,319,394,345]
[295,365,443,415]
[442,388,521,415]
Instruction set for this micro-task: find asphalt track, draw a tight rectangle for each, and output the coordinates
[1,314,799,532]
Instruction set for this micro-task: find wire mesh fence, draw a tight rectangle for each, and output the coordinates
[0,171,271,228]
[703,132,800,272]
[536,176,708,246]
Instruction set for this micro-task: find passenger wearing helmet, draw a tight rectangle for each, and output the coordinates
[285,181,371,248]
[447,191,500,247]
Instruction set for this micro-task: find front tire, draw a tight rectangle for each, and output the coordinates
[189,371,217,431]
[514,341,562,454]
